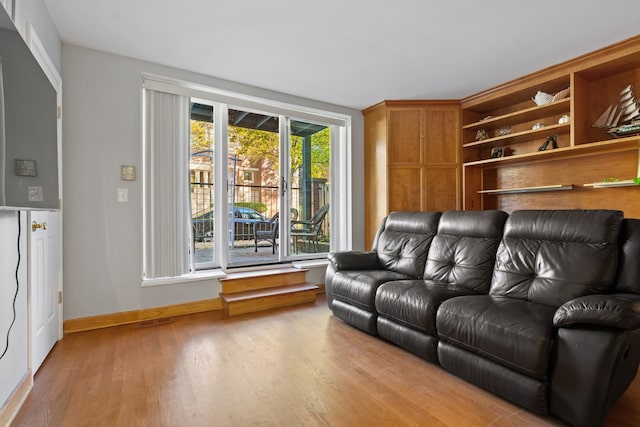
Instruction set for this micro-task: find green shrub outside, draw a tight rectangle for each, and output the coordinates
[234,201,267,213]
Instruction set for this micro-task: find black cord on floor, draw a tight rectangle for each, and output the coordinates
[0,211,20,360]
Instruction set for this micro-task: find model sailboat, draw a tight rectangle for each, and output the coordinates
[593,84,640,137]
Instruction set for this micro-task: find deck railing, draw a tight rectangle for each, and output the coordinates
[191,182,329,244]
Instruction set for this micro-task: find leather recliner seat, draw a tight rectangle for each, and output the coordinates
[374,210,508,362]
[328,211,441,334]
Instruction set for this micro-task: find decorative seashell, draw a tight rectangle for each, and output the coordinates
[552,88,570,102]
[532,91,554,106]
[532,88,569,106]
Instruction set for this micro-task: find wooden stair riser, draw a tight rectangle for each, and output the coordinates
[221,270,307,293]
[222,287,318,316]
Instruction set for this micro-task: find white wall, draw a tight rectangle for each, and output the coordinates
[0,211,28,409]
[62,44,365,320]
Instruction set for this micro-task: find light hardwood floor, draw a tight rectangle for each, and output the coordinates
[12,296,640,426]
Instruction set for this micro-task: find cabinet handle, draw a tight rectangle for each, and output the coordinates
[32,221,47,232]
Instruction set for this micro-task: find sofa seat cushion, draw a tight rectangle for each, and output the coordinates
[331,270,412,311]
[437,295,557,380]
[376,280,478,336]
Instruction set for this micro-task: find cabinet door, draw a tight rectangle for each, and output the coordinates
[424,166,460,211]
[388,108,423,165]
[30,210,61,372]
[423,105,460,164]
[388,167,423,212]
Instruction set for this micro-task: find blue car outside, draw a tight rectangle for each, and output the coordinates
[192,207,267,242]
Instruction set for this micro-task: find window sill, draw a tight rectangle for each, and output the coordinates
[292,259,329,269]
[141,269,227,287]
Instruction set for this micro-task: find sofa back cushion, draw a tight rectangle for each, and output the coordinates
[372,211,442,278]
[490,209,623,307]
[614,218,640,294]
[424,210,508,293]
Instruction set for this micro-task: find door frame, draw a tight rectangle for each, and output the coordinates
[26,23,63,358]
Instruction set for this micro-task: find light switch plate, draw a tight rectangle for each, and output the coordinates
[117,188,128,202]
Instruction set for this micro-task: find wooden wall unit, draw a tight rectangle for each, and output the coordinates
[363,36,640,249]
[461,35,640,218]
[363,101,461,247]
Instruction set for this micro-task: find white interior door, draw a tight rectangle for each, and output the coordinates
[30,210,60,372]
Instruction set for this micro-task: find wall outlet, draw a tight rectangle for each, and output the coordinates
[28,186,43,202]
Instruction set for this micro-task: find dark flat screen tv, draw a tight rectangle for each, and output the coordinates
[0,6,58,210]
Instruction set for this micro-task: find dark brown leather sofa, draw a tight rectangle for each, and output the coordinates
[325,209,640,427]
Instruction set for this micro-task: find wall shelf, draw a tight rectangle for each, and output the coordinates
[463,123,569,148]
[461,37,640,215]
[463,98,570,131]
[464,136,640,168]
[477,184,573,195]
[583,180,639,188]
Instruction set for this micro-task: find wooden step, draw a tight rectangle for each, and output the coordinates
[220,283,319,316]
[220,267,307,293]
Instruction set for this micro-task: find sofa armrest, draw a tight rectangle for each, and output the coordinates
[553,294,640,330]
[327,251,379,271]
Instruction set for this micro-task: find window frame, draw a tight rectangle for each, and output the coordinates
[142,74,353,275]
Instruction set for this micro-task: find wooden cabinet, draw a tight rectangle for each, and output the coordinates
[461,35,640,217]
[364,101,461,247]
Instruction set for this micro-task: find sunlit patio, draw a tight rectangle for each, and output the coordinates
[190,102,331,268]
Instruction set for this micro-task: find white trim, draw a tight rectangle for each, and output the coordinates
[141,73,348,127]
[279,116,290,259]
[25,23,64,342]
[25,23,61,90]
[214,102,229,268]
[141,269,226,287]
[1,0,14,22]
[292,259,328,269]
[332,122,353,251]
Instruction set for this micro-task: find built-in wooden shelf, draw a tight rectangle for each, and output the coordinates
[583,180,639,188]
[477,184,573,195]
[463,123,570,148]
[461,36,640,216]
[463,98,571,131]
[464,135,640,168]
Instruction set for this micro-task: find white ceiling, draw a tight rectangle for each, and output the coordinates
[43,0,640,110]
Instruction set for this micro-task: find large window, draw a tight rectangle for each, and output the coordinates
[143,76,351,278]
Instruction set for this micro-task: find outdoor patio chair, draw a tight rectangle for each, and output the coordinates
[291,204,330,253]
[253,212,279,253]
[253,209,299,253]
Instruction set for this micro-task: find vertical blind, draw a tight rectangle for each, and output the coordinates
[143,89,192,278]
